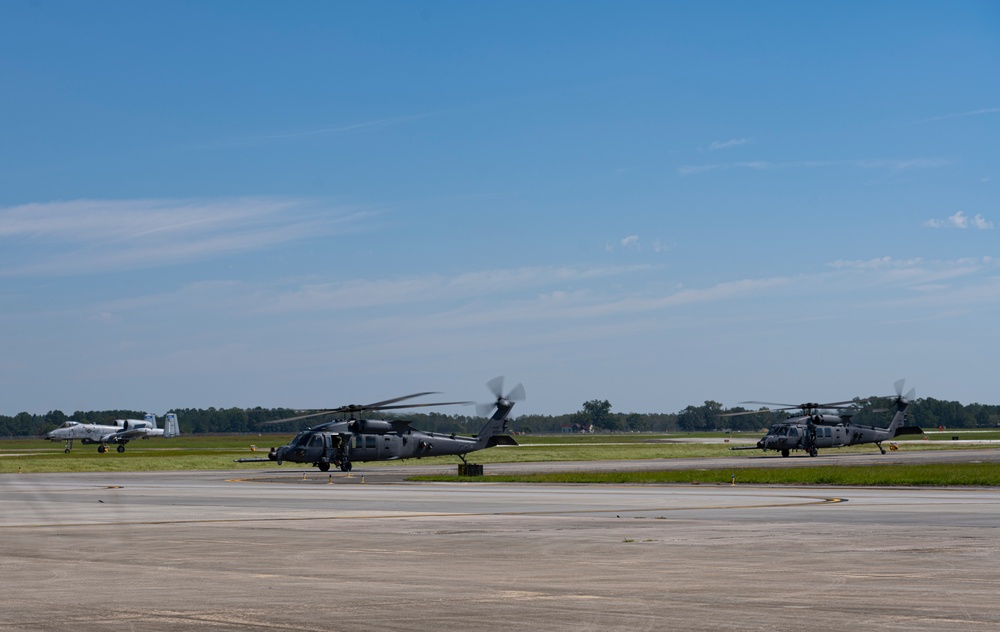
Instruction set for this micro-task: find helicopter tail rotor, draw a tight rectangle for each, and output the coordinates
[477,376,525,418]
[892,379,916,410]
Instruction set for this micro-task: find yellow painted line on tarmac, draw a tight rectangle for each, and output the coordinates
[0,495,845,530]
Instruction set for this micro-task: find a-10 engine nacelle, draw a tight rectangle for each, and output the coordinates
[348,419,395,434]
[120,418,154,431]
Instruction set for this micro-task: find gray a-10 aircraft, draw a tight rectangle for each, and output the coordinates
[727,380,923,457]
[45,413,181,453]
[238,377,523,472]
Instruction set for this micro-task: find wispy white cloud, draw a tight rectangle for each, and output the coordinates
[339,261,990,347]
[678,158,954,176]
[613,166,639,175]
[923,211,994,230]
[51,254,1000,404]
[827,256,925,270]
[973,215,994,229]
[261,264,653,313]
[0,197,374,277]
[206,114,434,148]
[704,138,752,152]
[677,161,769,175]
[605,235,665,253]
[825,256,996,297]
[914,107,1000,125]
[853,158,955,172]
[94,256,1000,330]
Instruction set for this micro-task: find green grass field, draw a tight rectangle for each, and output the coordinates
[3,431,998,483]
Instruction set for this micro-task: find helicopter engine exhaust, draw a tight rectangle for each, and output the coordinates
[348,419,394,434]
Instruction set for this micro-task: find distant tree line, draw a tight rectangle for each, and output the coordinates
[2,397,999,439]
[519,397,1000,434]
[0,407,491,439]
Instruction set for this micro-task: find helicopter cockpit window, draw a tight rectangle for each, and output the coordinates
[291,432,309,447]
[788,427,799,436]
[777,426,788,436]
[308,434,324,448]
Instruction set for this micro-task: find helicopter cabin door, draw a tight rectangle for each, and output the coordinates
[832,425,846,446]
[352,434,380,461]
[815,425,834,448]
[381,434,400,459]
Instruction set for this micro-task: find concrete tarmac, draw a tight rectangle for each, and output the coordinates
[2,458,999,631]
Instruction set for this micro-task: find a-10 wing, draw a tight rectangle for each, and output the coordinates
[100,427,156,442]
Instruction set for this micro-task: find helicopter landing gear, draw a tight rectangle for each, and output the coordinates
[340,460,352,472]
[876,442,886,455]
[318,462,331,472]
[808,447,818,457]
[781,449,790,458]
[117,444,126,453]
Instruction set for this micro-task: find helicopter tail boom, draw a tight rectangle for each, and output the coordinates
[885,380,914,437]
[474,405,513,447]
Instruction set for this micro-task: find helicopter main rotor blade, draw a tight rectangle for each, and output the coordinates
[258,392,467,425]
[358,392,441,410]
[720,409,775,418]
[741,400,795,407]
[367,400,473,411]
[259,410,340,425]
[816,400,860,408]
[741,400,858,411]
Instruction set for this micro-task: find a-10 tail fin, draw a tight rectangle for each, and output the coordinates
[164,413,180,438]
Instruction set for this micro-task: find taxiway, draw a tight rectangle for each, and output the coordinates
[2,455,999,631]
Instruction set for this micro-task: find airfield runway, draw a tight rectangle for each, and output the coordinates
[2,453,999,631]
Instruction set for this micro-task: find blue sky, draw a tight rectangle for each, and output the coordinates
[1,1,998,417]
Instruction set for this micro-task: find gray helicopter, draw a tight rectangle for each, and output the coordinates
[727,380,923,457]
[237,377,523,472]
